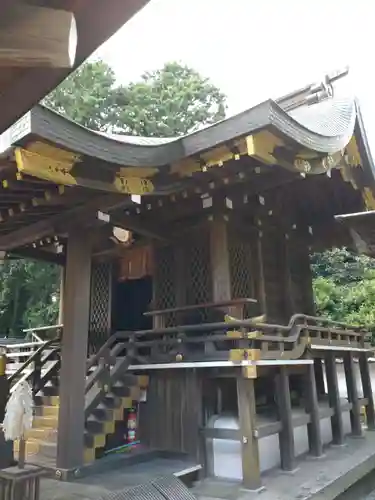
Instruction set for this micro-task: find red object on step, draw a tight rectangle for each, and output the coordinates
[127,408,137,443]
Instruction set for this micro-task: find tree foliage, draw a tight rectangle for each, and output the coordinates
[0,260,60,337]
[0,60,227,337]
[44,60,227,136]
[43,61,119,132]
[312,248,375,336]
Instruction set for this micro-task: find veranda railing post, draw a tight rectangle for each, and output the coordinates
[359,352,375,430]
[343,352,363,437]
[275,366,296,471]
[304,362,323,457]
[325,352,345,445]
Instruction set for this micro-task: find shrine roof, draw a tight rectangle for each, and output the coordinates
[0,72,373,256]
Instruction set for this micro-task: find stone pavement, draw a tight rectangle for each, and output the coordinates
[39,432,375,500]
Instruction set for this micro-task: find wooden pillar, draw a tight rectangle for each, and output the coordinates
[359,353,375,430]
[237,374,262,491]
[56,230,92,470]
[325,352,345,445]
[343,352,363,437]
[304,364,323,457]
[275,367,296,471]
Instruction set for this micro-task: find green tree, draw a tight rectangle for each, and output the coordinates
[113,62,227,136]
[45,60,227,136]
[43,60,118,132]
[312,248,375,338]
[0,259,60,337]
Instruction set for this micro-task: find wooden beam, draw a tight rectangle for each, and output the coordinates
[110,215,169,242]
[0,194,131,250]
[0,5,77,68]
[11,247,65,266]
[0,0,150,134]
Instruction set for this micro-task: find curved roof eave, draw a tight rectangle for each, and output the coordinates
[1,96,358,170]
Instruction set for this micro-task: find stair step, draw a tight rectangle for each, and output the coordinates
[84,431,106,449]
[42,386,59,397]
[26,427,57,442]
[34,395,59,407]
[14,438,40,456]
[33,415,58,429]
[34,405,59,418]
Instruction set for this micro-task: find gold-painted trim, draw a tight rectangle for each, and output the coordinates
[15,147,78,185]
[114,175,154,194]
[363,187,375,210]
[346,136,362,166]
[229,349,261,362]
[246,131,284,165]
[242,365,257,379]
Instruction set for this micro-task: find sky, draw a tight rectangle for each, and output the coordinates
[97,0,375,143]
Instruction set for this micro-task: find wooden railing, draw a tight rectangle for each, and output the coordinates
[98,313,370,365]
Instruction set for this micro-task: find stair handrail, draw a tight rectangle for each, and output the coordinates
[23,323,63,343]
[8,335,61,387]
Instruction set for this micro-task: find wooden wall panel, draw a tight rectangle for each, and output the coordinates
[287,232,315,315]
[138,370,203,460]
[258,228,290,323]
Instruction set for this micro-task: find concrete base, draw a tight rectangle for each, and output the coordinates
[192,431,375,500]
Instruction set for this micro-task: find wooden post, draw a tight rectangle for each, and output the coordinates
[343,352,363,437]
[314,358,326,397]
[325,352,345,445]
[56,230,92,470]
[304,364,323,457]
[237,374,262,491]
[359,352,375,430]
[275,367,296,471]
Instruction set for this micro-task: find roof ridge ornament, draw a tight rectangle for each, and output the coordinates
[277,67,349,111]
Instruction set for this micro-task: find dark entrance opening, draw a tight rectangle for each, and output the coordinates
[112,276,153,332]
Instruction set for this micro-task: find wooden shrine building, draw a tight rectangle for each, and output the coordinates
[1,71,375,490]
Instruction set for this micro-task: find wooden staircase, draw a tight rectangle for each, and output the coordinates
[7,332,149,468]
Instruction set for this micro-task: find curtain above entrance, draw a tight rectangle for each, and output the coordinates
[118,246,154,281]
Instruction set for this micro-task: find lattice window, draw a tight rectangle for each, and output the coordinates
[89,262,112,354]
[185,231,211,320]
[154,244,176,326]
[229,234,254,317]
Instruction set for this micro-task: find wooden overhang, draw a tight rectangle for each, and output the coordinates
[0,0,150,134]
[0,77,373,264]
